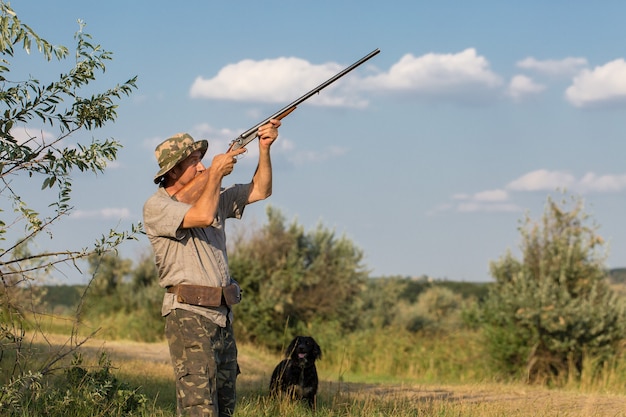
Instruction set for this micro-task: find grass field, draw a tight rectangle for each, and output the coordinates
[33,333,626,417]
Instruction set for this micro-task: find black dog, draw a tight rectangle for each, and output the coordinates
[269,336,322,409]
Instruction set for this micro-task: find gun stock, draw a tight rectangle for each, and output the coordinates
[171,169,209,203]
[172,48,381,205]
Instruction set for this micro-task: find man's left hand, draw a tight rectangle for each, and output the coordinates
[258,119,280,148]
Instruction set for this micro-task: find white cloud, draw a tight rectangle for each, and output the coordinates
[71,208,131,220]
[189,49,552,108]
[507,75,546,100]
[143,135,165,151]
[473,189,510,202]
[437,169,626,215]
[190,57,367,107]
[451,193,470,200]
[286,146,348,165]
[9,126,121,170]
[10,126,57,146]
[457,201,521,213]
[439,189,520,213]
[516,57,588,76]
[506,169,576,191]
[506,169,626,193]
[363,48,502,97]
[191,123,239,150]
[565,59,626,107]
[579,172,626,192]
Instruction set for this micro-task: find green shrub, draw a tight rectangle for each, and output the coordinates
[481,194,626,383]
[1,352,147,417]
[229,206,368,350]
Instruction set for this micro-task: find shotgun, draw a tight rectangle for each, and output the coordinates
[173,48,381,204]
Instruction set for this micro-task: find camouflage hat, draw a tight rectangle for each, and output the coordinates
[153,133,208,184]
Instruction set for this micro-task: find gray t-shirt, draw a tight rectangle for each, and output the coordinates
[143,183,251,327]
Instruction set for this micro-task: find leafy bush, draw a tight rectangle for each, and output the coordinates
[82,252,164,342]
[391,286,465,333]
[480,194,626,383]
[229,206,369,349]
[1,352,147,417]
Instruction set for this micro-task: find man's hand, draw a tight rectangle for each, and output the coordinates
[211,147,247,177]
[258,118,281,148]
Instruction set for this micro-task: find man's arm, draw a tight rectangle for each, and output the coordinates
[182,151,242,228]
[247,119,280,204]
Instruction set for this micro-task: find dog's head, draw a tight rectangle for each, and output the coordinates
[285,336,321,367]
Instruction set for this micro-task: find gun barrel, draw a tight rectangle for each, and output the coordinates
[229,48,381,151]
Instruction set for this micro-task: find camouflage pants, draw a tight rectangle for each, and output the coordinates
[165,309,239,417]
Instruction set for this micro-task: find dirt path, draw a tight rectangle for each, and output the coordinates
[336,381,626,416]
[34,334,626,416]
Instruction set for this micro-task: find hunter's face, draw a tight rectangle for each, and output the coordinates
[176,150,205,185]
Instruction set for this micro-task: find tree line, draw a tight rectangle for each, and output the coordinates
[74,196,626,387]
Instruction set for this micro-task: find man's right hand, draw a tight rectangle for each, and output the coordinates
[210,148,247,177]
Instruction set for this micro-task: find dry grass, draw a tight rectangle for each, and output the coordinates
[330,381,626,416]
[22,333,626,416]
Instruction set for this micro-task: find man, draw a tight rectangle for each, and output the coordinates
[143,119,280,417]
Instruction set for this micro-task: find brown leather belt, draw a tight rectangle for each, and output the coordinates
[166,283,241,307]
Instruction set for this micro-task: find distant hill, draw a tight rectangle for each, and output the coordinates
[40,268,625,313]
[39,285,84,315]
[609,268,626,285]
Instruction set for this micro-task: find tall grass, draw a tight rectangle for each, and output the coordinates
[315,327,493,384]
[5,324,626,416]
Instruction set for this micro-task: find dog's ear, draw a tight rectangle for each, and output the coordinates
[312,339,322,360]
[305,336,322,360]
[285,336,299,357]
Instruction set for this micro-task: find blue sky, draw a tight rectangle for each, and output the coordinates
[7,1,626,283]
